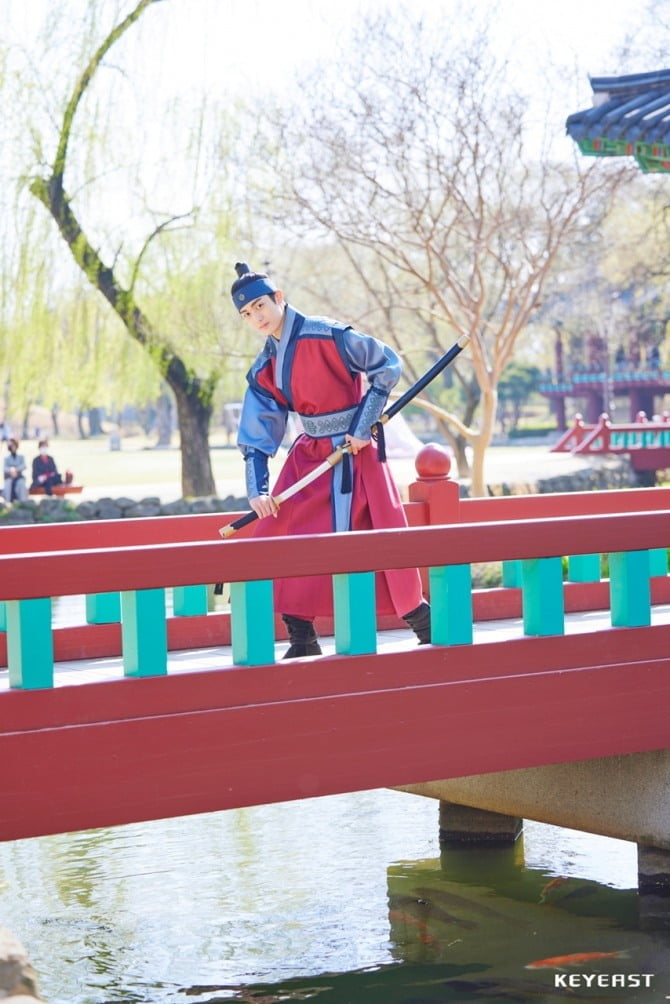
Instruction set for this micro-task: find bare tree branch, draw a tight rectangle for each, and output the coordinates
[263,9,632,491]
[129,211,195,295]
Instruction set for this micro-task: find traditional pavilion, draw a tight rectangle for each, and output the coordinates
[565,68,670,173]
[540,70,670,430]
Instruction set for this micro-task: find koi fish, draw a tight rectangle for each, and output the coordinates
[388,908,427,929]
[525,949,629,970]
[539,876,569,902]
[415,885,516,925]
[388,909,439,945]
[389,893,476,930]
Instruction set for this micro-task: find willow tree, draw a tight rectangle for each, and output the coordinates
[0,199,165,440]
[26,0,224,496]
[262,8,633,495]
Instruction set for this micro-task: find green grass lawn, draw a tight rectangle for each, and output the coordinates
[26,433,421,499]
[28,434,249,496]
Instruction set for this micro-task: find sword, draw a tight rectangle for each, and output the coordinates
[218,333,469,539]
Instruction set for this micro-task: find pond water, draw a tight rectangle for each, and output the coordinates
[1,788,668,1003]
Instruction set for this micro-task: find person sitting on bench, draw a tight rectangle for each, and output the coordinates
[3,438,28,502]
[30,439,64,496]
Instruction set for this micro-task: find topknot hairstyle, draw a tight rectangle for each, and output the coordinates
[230,262,278,310]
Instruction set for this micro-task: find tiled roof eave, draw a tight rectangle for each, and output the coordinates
[566,69,670,169]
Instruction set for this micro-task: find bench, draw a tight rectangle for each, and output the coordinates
[28,485,84,497]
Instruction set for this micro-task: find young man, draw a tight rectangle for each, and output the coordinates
[232,262,431,657]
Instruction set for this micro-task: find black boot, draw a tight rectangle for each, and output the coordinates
[403,601,431,644]
[282,614,322,658]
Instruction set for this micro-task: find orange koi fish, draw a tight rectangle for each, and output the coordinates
[388,910,439,945]
[539,876,569,902]
[526,950,629,970]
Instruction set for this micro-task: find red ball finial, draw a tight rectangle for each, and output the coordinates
[415,442,452,480]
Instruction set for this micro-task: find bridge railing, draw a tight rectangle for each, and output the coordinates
[406,447,670,610]
[1,446,669,685]
[1,473,670,839]
[0,482,668,687]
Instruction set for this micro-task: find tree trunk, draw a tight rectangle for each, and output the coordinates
[21,405,32,441]
[469,389,498,498]
[88,407,103,435]
[154,391,173,447]
[451,434,469,477]
[173,383,216,497]
[76,409,87,439]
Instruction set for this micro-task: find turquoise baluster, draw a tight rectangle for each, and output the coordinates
[333,571,377,655]
[230,580,275,665]
[649,548,668,577]
[502,560,523,587]
[6,597,54,689]
[121,588,168,677]
[567,553,601,582]
[173,584,209,616]
[522,556,565,636]
[429,564,473,645]
[86,592,121,624]
[609,550,651,627]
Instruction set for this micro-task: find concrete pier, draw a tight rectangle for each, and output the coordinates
[638,844,670,893]
[439,801,522,846]
[399,748,670,888]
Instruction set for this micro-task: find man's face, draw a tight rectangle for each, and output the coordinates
[239,292,285,340]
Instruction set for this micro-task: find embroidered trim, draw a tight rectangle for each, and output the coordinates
[244,450,270,498]
[299,406,358,438]
[349,387,387,439]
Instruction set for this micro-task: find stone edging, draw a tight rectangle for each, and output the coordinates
[0,459,642,524]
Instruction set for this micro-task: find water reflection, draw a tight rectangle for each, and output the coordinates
[0,790,667,1003]
[384,847,667,1001]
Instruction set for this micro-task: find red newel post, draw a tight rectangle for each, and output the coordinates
[408,443,461,526]
[407,444,461,600]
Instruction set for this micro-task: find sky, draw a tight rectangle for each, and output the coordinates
[1,0,655,268]
[4,0,652,162]
[6,0,648,103]
[141,0,646,104]
[101,0,651,177]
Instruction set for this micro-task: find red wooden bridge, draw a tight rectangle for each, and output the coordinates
[1,449,669,844]
[552,411,670,483]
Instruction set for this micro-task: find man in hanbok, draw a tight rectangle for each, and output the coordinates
[232,263,431,658]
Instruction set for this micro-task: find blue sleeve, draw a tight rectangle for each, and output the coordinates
[238,385,288,457]
[237,367,289,498]
[341,328,402,438]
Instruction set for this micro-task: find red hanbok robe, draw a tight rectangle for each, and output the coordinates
[238,307,424,620]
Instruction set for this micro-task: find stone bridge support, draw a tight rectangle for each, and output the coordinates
[399,749,670,892]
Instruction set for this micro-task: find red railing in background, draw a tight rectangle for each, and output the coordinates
[552,411,670,473]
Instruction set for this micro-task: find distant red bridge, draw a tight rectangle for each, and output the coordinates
[553,411,670,483]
